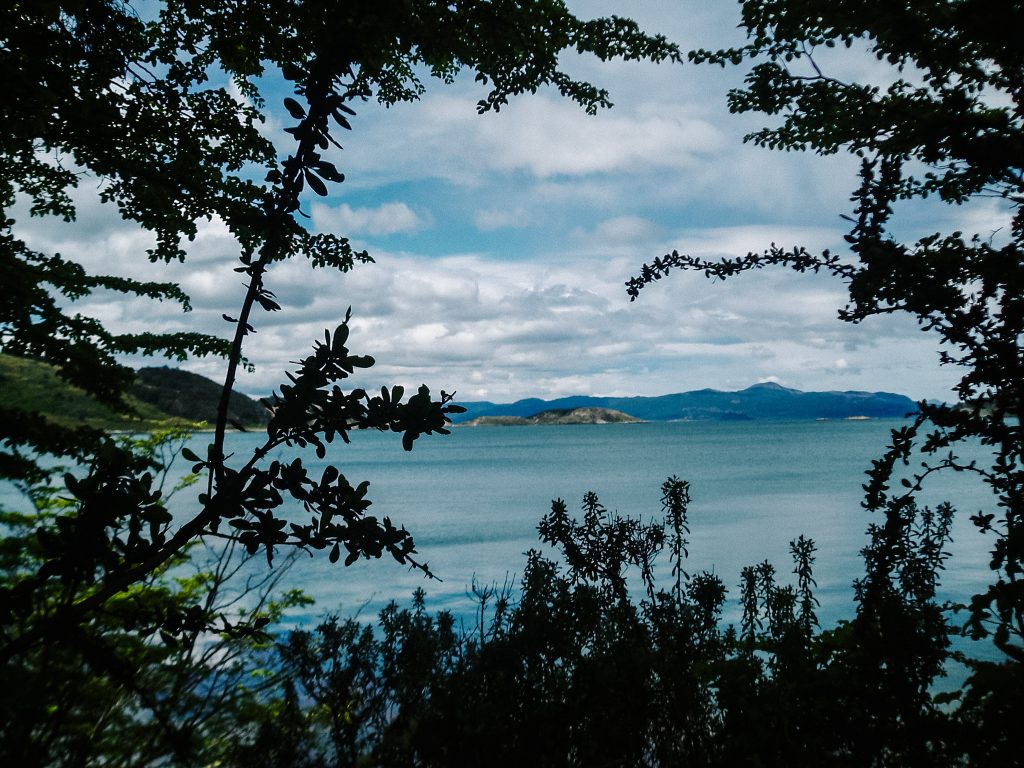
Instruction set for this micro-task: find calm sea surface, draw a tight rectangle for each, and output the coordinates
[166,419,996,639]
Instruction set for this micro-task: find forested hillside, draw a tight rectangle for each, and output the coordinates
[0,355,267,429]
[132,367,269,427]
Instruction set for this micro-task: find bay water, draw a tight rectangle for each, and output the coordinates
[174,419,996,640]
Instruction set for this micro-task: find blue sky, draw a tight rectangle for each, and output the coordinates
[13,1,1013,403]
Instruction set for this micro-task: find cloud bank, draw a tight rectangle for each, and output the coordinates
[9,0,997,406]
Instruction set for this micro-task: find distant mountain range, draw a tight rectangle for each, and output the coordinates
[2,353,919,429]
[452,382,918,423]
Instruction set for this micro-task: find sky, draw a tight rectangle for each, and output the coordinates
[12,1,1015,404]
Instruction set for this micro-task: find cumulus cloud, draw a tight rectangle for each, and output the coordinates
[312,201,429,236]
[341,93,726,186]
[471,98,726,178]
[12,204,952,404]
[4,0,969,407]
[238,247,953,403]
[573,216,663,252]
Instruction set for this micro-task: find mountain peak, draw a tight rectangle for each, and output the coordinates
[744,381,792,392]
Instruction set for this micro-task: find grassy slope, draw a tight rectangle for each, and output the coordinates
[0,355,194,431]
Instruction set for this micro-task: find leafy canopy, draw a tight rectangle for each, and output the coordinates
[0,0,681,664]
[630,0,1024,663]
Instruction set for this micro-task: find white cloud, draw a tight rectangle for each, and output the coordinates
[574,216,662,251]
[678,224,848,257]
[312,201,429,236]
[4,0,973,408]
[469,97,726,178]
[26,226,943,406]
[332,83,730,191]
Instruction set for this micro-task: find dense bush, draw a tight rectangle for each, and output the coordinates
[238,478,1010,767]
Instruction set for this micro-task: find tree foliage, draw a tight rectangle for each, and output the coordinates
[0,427,313,767]
[0,0,681,741]
[629,0,1024,665]
[233,478,990,767]
[8,0,1021,763]
[2,466,997,765]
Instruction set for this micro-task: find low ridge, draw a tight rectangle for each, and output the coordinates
[454,385,917,423]
[462,407,641,427]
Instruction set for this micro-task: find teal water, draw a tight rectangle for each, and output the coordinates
[168,419,996,635]
[0,419,995,639]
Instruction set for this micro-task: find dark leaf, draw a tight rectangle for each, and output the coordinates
[304,170,328,197]
[283,97,306,119]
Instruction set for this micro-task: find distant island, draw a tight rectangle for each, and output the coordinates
[453,382,918,424]
[461,407,642,427]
